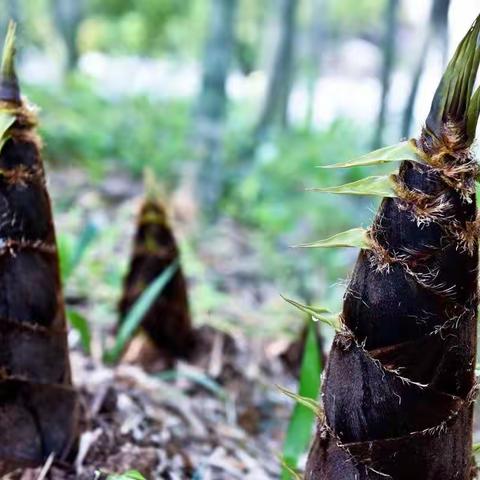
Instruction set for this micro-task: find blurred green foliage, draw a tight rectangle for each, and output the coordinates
[222,119,375,309]
[327,0,384,36]
[81,0,194,55]
[26,75,375,319]
[25,76,191,179]
[226,120,368,234]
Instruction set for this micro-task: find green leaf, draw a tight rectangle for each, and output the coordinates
[57,233,74,282]
[281,319,322,479]
[295,227,371,250]
[1,21,17,81]
[282,296,340,331]
[426,14,480,139]
[70,221,99,274]
[157,369,227,400]
[467,86,480,143]
[319,140,421,168]
[67,309,91,355]
[106,470,147,480]
[103,261,179,364]
[0,110,16,154]
[0,111,14,136]
[58,222,99,282]
[308,174,397,197]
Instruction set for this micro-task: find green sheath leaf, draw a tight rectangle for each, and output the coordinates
[426,14,480,138]
[67,309,91,355]
[0,110,15,153]
[295,227,371,250]
[319,140,421,169]
[309,174,397,197]
[277,384,323,418]
[467,86,480,143]
[282,295,340,330]
[0,21,20,103]
[0,111,14,137]
[1,21,16,81]
[279,457,303,480]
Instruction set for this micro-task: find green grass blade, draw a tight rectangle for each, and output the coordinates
[58,223,99,282]
[308,174,397,197]
[281,319,322,479]
[67,309,91,354]
[319,140,421,169]
[103,261,179,364]
[70,221,99,274]
[106,470,146,480]
[57,233,74,282]
[157,369,227,400]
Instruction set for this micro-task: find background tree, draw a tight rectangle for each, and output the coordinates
[193,0,238,216]
[304,0,327,130]
[5,0,21,22]
[401,0,451,138]
[51,0,84,70]
[254,0,299,139]
[372,0,400,149]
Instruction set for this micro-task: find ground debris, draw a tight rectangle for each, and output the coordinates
[11,330,292,480]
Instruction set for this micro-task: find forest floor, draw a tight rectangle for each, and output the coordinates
[6,166,480,479]
[7,167,306,480]
[12,340,297,480]
[4,161,480,480]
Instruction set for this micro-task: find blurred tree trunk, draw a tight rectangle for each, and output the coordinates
[51,0,84,71]
[0,0,21,36]
[254,0,299,138]
[432,0,451,66]
[194,0,238,217]
[372,0,399,149]
[6,0,20,21]
[401,0,451,138]
[305,0,327,130]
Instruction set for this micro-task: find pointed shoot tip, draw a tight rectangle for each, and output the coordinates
[143,166,165,202]
[0,20,20,104]
[1,21,16,78]
[425,13,480,145]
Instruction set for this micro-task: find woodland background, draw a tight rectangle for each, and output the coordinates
[2,0,480,478]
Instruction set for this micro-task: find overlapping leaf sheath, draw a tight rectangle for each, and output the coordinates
[118,196,194,361]
[0,24,78,472]
[305,16,480,480]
